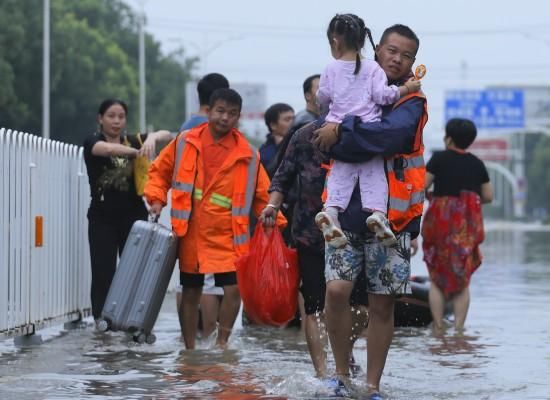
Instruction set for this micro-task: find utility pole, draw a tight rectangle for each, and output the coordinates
[138,1,146,132]
[42,0,50,139]
[513,132,526,218]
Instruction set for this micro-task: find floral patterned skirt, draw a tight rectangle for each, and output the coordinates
[421,191,484,299]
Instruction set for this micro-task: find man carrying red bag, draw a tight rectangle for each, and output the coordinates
[145,88,286,349]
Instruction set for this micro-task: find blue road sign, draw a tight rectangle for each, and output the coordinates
[445,89,524,129]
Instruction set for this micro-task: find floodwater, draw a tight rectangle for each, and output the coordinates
[1,225,549,400]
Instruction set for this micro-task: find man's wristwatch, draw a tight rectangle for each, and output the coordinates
[266,203,280,211]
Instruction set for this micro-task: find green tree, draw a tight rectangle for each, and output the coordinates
[0,0,196,144]
[0,0,35,129]
[51,2,138,143]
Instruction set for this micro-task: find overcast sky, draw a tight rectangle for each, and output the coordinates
[127,0,550,145]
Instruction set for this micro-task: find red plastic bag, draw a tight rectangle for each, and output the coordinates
[235,223,299,326]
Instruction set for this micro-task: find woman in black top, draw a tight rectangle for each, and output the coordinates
[83,99,171,321]
[422,118,493,334]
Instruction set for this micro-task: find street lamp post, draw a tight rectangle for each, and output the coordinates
[138,1,146,133]
[42,0,50,139]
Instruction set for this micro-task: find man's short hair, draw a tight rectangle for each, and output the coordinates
[445,118,477,149]
[379,24,420,54]
[264,103,294,132]
[197,73,229,106]
[303,74,320,95]
[208,88,242,111]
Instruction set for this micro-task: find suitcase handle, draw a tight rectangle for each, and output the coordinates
[149,214,160,223]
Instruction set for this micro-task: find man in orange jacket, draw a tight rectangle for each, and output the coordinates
[145,88,285,349]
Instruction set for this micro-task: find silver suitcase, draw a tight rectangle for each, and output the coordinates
[97,220,178,344]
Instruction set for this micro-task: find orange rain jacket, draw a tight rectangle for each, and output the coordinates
[144,123,286,274]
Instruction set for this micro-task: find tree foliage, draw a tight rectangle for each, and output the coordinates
[0,0,196,144]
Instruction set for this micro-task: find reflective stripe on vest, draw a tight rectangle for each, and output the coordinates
[171,134,193,225]
[386,155,424,172]
[234,234,248,246]
[194,188,203,200]
[232,149,258,217]
[232,148,258,247]
[172,181,193,191]
[211,192,232,209]
[172,131,188,183]
[389,190,425,212]
[171,208,191,219]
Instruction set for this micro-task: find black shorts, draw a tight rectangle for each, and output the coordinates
[180,271,237,289]
[297,243,326,315]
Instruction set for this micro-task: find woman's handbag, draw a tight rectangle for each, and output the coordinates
[125,134,151,196]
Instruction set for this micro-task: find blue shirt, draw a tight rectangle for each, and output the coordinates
[259,134,279,171]
[179,114,208,131]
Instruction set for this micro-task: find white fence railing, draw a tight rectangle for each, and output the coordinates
[1,128,92,338]
[1,128,181,339]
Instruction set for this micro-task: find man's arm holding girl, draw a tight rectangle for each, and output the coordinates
[313,97,425,161]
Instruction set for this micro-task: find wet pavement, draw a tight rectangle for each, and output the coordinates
[1,225,549,399]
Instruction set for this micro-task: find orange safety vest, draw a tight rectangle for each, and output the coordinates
[385,92,428,232]
[169,127,259,255]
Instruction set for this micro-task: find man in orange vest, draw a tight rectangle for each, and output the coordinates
[145,88,285,349]
[312,25,428,398]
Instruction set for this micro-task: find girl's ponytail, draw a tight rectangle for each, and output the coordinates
[365,27,376,53]
[354,53,361,75]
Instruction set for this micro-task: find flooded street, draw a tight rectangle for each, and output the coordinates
[1,226,549,400]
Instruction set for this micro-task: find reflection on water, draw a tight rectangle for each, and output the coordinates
[1,227,549,400]
[426,333,490,368]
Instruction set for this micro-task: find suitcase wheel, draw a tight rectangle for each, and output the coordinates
[134,333,146,344]
[132,332,156,345]
[96,319,110,332]
[145,333,156,345]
